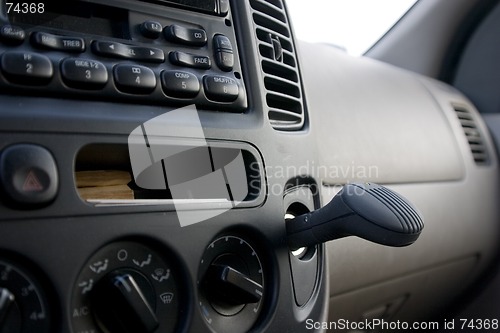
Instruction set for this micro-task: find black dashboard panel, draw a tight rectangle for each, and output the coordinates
[1,0,247,110]
[0,1,328,332]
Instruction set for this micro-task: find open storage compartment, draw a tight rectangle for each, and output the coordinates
[74,140,265,209]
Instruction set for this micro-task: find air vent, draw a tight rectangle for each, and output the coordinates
[453,105,489,165]
[250,0,305,130]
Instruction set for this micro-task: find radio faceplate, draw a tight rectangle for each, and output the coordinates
[0,0,247,111]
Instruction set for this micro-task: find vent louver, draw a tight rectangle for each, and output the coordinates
[453,105,489,165]
[250,0,305,130]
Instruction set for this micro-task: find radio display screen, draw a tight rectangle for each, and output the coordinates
[7,2,129,39]
[153,0,216,12]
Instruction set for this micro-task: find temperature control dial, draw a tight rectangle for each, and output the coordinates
[198,236,264,333]
[0,259,51,333]
[71,241,182,333]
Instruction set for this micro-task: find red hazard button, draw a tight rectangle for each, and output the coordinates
[0,144,58,206]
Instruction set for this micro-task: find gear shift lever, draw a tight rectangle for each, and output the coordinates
[287,183,423,250]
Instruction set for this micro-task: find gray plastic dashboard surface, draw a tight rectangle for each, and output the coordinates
[295,40,500,325]
[298,42,464,185]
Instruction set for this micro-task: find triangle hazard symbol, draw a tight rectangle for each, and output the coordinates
[22,170,44,192]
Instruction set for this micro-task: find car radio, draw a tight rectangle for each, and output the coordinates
[0,0,247,111]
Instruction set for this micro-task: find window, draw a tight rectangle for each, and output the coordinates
[286,0,418,55]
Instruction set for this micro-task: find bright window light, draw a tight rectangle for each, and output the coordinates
[285,0,418,56]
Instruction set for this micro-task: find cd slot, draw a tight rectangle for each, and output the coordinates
[74,141,263,207]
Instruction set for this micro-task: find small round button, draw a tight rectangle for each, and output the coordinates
[140,21,163,39]
[0,144,58,207]
[0,25,26,45]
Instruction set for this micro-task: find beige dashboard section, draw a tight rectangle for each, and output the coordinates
[298,41,500,328]
[299,42,464,185]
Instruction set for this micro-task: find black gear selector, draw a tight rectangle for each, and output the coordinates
[287,183,424,250]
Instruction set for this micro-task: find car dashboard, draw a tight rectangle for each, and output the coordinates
[0,0,499,333]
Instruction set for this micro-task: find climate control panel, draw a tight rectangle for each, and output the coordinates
[71,241,183,333]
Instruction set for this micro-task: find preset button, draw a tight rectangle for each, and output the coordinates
[203,75,239,102]
[61,58,108,89]
[161,70,200,98]
[1,51,53,84]
[114,64,156,94]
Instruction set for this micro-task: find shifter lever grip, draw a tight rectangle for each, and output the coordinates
[287,183,424,250]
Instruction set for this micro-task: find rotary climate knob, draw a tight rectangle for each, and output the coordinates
[0,260,51,333]
[198,236,265,333]
[91,269,159,332]
[71,241,182,333]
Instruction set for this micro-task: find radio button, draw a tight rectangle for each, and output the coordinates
[169,51,211,69]
[114,64,156,93]
[203,75,239,102]
[140,21,163,39]
[164,25,207,47]
[219,0,230,16]
[215,52,234,72]
[31,32,85,52]
[213,35,234,71]
[92,41,165,63]
[61,58,108,89]
[0,25,25,45]
[1,51,53,84]
[214,34,232,51]
[161,70,200,98]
